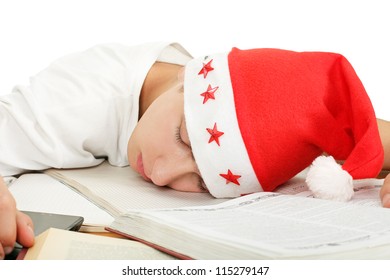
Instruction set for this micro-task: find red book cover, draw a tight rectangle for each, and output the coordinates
[106,227,193,260]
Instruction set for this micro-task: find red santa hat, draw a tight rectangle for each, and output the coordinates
[183,48,384,200]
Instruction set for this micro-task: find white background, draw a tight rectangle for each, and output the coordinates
[1,260,390,279]
[1,0,389,119]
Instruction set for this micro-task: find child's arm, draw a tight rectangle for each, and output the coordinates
[376,119,390,207]
[377,119,390,170]
[0,176,34,259]
[380,174,390,208]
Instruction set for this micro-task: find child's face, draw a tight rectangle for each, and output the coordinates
[127,83,207,193]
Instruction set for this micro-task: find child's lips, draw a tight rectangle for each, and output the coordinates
[137,153,151,182]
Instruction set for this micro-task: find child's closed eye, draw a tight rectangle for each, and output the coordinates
[175,126,186,146]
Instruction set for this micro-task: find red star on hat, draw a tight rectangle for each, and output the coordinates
[200,84,219,104]
[207,123,224,146]
[198,59,214,78]
[220,169,241,185]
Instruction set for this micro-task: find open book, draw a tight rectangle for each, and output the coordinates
[107,190,390,260]
[19,228,175,260]
[10,160,388,259]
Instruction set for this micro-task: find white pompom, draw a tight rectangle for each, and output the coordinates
[305,156,354,202]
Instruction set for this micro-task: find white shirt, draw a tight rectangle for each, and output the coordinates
[0,42,192,176]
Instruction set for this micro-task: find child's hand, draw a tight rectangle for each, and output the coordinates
[380,173,390,208]
[0,177,34,259]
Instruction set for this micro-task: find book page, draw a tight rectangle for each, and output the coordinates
[45,161,227,217]
[9,173,114,229]
[3,176,17,186]
[276,174,383,207]
[114,192,390,259]
[24,228,175,260]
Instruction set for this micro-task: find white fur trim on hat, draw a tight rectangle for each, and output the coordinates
[184,53,262,198]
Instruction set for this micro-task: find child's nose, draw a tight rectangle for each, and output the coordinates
[150,156,199,187]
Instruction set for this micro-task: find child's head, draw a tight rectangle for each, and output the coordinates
[129,47,384,201]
